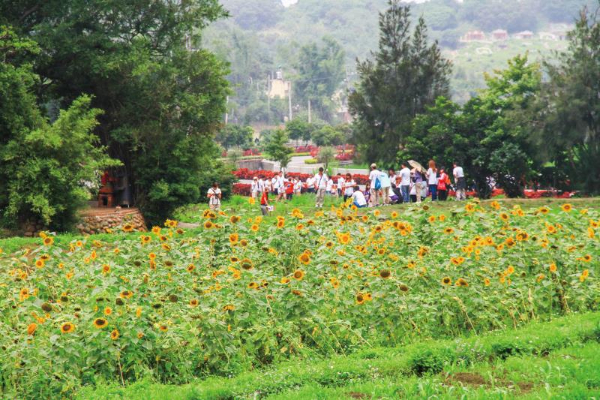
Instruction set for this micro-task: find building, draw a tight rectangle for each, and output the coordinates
[462,30,486,42]
[514,30,534,40]
[492,29,508,41]
[281,0,298,7]
[267,70,291,99]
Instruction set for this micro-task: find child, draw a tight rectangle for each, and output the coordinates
[351,186,368,208]
[260,188,270,216]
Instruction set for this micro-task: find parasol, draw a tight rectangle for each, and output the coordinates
[408,160,426,174]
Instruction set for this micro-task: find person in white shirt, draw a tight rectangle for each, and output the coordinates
[351,186,367,208]
[326,178,334,195]
[453,162,466,201]
[369,163,382,206]
[276,172,286,202]
[426,160,439,201]
[294,178,302,194]
[306,176,315,194]
[343,173,356,202]
[251,177,261,199]
[399,163,411,203]
[314,167,328,208]
[207,182,222,210]
[337,176,345,197]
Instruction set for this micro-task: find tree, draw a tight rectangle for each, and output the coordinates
[404,55,542,199]
[286,119,312,143]
[400,97,466,171]
[349,1,451,165]
[1,0,231,225]
[530,4,600,194]
[311,124,347,146]
[216,125,254,149]
[0,27,117,230]
[263,129,294,169]
[294,36,346,122]
[317,147,336,171]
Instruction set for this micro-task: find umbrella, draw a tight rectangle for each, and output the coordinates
[408,160,426,174]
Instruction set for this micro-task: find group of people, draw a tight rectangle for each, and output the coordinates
[211,160,468,213]
[366,160,467,207]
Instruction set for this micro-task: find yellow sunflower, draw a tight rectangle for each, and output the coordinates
[93,318,108,329]
[293,270,305,280]
[61,322,75,334]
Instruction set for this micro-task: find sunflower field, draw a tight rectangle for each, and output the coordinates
[1,200,598,398]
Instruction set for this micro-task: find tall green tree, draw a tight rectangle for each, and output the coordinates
[349,0,451,165]
[0,0,231,224]
[294,36,346,122]
[216,125,254,149]
[0,27,117,230]
[263,129,294,169]
[529,4,600,194]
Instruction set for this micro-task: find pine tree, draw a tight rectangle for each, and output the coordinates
[349,0,451,165]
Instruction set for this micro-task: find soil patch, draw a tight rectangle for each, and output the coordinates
[347,392,370,399]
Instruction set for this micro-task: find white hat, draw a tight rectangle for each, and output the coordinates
[370,163,377,169]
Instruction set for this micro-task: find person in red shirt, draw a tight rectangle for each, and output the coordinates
[260,188,270,216]
[285,179,294,200]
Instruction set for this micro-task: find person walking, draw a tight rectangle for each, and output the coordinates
[337,175,345,197]
[369,163,382,206]
[343,173,355,203]
[314,167,328,208]
[453,162,466,201]
[437,168,450,201]
[207,182,222,210]
[399,162,411,204]
[260,187,270,216]
[379,170,392,205]
[251,177,261,200]
[426,160,439,201]
[411,166,425,203]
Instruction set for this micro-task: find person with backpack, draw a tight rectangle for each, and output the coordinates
[369,163,382,206]
[207,182,222,210]
[437,168,450,201]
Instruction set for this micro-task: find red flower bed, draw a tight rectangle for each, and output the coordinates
[232,183,252,196]
[335,152,354,161]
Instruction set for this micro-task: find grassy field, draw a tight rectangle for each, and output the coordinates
[78,312,600,399]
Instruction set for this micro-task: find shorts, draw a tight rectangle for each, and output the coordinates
[457,177,466,190]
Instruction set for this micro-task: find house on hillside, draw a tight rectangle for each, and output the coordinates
[267,70,291,99]
[462,30,486,42]
[514,30,534,40]
[492,29,508,41]
[281,0,298,7]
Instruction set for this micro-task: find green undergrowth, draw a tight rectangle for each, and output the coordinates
[78,311,600,399]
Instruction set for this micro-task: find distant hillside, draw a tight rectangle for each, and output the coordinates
[203,0,594,123]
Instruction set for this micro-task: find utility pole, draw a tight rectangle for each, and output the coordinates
[308,99,312,123]
[288,81,293,121]
[267,73,271,124]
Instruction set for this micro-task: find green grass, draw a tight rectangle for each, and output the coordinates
[78,311,600,399]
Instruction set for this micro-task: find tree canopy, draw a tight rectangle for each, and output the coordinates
[349,0,451,165]
[0,0,231,225]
